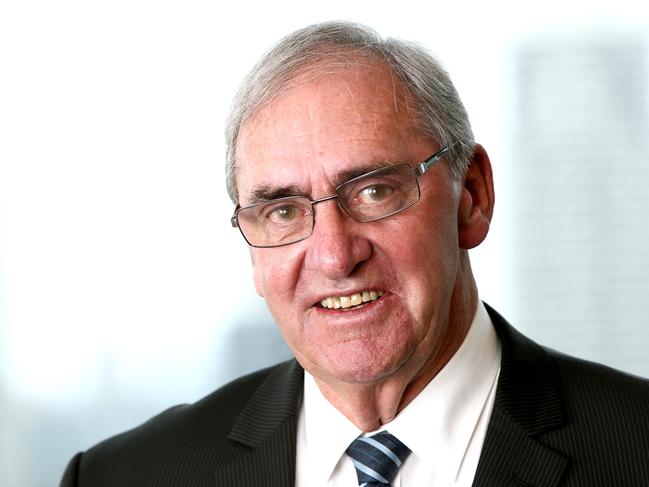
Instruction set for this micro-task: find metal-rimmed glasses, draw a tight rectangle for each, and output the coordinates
[231,146,449,248]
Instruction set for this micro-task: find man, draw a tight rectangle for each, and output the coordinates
[61,21,649,486]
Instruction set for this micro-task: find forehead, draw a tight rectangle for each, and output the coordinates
[235,62,426,203]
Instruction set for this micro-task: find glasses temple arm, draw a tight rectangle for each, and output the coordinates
[414,146,450,176]
[231,205,241,227]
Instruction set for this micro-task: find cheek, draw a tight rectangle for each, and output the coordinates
[385,212,459,315]
[253,248,304,303]
[418,227,460,295]
[389,209,459,271]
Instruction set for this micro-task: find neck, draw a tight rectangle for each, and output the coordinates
[314,255,479,431]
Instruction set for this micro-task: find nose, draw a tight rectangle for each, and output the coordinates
[305,199,372,279]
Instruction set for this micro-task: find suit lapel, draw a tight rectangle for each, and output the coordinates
[212,307,571,486]
[214,360,304,487]
[473,305,568,486]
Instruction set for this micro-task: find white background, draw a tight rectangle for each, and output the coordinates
[0,1,647,485]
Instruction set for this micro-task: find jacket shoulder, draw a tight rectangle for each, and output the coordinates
[543,350,649,483]
[548,348,649,421]
[481,304,649,485]
[63,360,300,487]
[95,360,288,449]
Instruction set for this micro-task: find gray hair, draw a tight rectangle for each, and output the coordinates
[225,21,475,204]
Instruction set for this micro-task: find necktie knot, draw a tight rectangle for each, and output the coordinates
[346,431,411,486]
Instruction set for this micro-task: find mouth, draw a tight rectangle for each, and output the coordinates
[318,290,385,310]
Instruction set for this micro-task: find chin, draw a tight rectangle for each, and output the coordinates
[322,352,407,385]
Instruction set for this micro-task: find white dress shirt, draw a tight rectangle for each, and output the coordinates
[295,301,501,486]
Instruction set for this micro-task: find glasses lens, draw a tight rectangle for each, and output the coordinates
[337,164,420,222]
[236,196,314,247]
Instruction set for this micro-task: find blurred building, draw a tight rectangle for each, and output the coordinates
[219,309,292,384]
[508,28,649,377]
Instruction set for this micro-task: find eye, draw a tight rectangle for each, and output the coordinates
[359,184,395,203]
[268,205,298,223]
[260,199,312,226]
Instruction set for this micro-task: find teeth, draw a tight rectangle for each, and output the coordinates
[319,290,384,309]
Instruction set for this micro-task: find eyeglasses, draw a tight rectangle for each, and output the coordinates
[231,146,449,248]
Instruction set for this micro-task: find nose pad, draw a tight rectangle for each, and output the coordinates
[306,199,371,279]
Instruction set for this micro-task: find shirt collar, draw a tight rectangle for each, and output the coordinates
[387,300,500,479]
[301,300,501,485]
[301,370,362,485]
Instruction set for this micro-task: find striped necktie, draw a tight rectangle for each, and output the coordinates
[345,431,411,486]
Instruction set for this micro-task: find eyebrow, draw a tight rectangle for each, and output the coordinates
[247,184,305,204]
[330,160,397,187]
[245,159,404,205]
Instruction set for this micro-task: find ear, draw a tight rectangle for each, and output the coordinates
[250,248,265,297]
[457,144,495,249]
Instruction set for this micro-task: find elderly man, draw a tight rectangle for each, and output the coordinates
[61,21,649,486]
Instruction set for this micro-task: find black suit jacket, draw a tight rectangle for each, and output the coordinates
[60,306,649,486]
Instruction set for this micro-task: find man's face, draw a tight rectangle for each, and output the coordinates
[235,63,469,389]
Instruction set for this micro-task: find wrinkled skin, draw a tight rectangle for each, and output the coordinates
[235,61,494,430]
